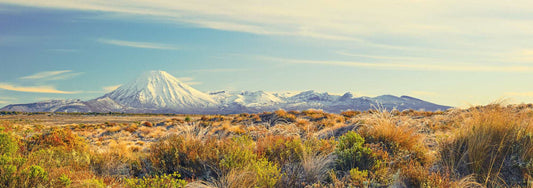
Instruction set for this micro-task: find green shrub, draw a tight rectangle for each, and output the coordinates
[220,136,281,187]
[22,165,48,187]
[335,131,375,172]
[349,168,369,186]
[30,147,91,170]
[0,133,17,156]
[58,174,71,187]
[0,133,25,187]
[124,172,186,188]
[257,136,304,166]
[220,136,257,170]
[0,164,18,186]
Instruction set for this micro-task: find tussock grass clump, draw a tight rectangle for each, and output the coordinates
[361,109,430,165]
[340,110,361,119]
[439,104,533,187]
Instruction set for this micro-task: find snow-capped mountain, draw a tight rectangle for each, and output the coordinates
[0,70,452,113]
[102,71,218,112]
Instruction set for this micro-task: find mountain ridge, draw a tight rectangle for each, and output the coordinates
[0,71,452,113]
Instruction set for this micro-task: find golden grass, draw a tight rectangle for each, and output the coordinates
[3,104,533,187]
[439,104,533,187]
[360,109,430,163]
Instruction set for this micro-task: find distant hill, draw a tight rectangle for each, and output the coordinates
[1,70,451,114]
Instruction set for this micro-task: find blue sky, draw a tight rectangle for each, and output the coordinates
[1,1,533,107]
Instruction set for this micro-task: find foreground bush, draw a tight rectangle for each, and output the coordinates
[220,136,281,187]
[0,133,50,187]
[148,135,223,179]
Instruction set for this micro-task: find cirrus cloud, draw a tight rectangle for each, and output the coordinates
[20,70,83,80]
[102,84,121,92]
[97,38,179,50]
[0,83,79,94]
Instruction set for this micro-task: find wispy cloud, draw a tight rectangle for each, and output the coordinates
[0,83,79,94]
[184,81,202,85]
[20,70,83,80]
[2,1,532,45]
[336,51,432,61]
[102,85,121,92]
[97,38,178,50]
[261,56,533,73]
[50,72,83,80]
[177,77,201,85]
[21,70,71,79]
[177,77,194,82]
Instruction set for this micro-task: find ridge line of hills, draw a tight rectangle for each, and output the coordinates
[0,70,451,114]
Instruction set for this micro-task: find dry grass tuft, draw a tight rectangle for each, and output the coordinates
[439,103,533,186]
[360,109,430,164]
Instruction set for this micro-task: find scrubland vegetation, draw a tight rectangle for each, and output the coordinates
[1,103,533,187]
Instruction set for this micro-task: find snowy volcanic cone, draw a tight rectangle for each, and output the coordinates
[103,70,218,110]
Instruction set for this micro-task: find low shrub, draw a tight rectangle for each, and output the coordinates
[148,135,222,179]
[349,168,369,186]
[0,133,18,156]
[341,110,361,118]
[335,131,375,172]
[124,172,186,188]
[25,128,87,152]
[256,136,303,166]
[58,174,72,187]
[220,136,281,187]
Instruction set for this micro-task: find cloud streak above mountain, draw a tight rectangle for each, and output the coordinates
[20,70,83,81]
[260,56,533,73]
[97,39,179,50]
[102,85,121,92]
[0,83,79,94]
[21,70,71,79]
